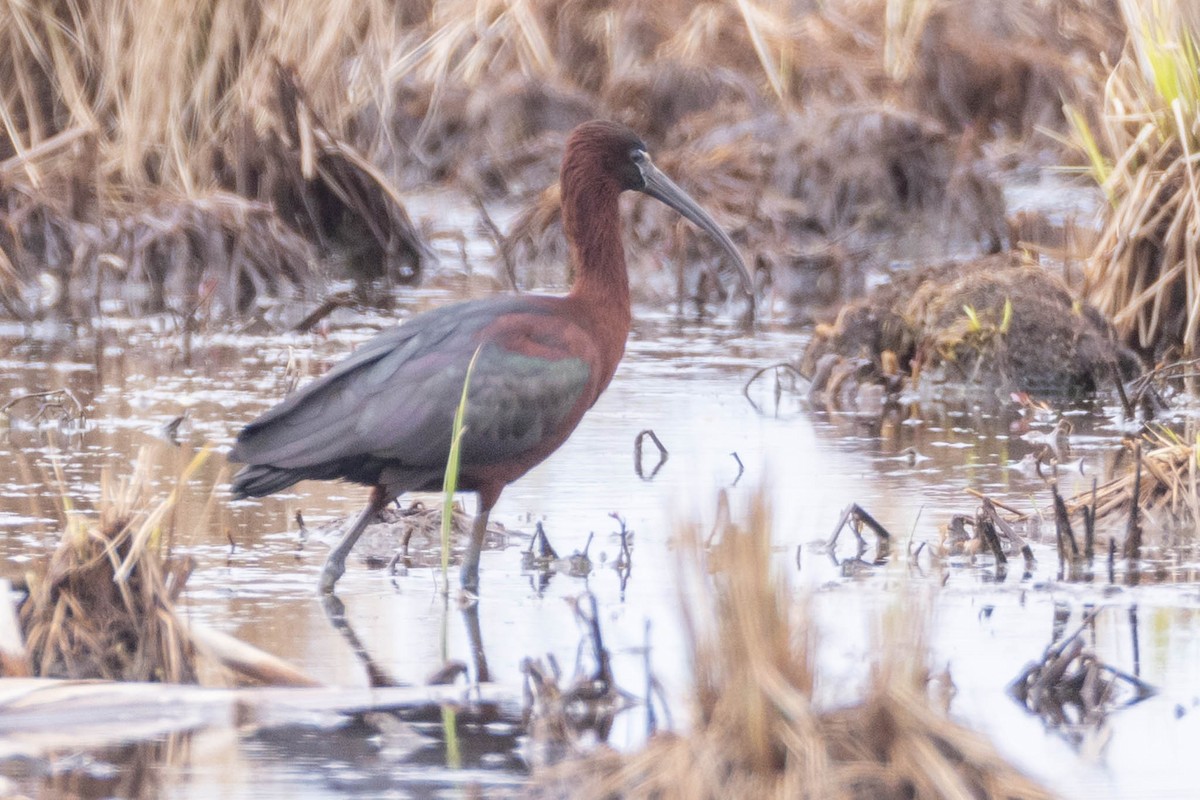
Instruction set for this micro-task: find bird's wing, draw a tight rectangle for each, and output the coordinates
[230,298,595,473]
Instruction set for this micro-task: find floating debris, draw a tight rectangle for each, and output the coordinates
[941,497,1036,577]
[301,501,512,572]
[524,592,633,769]
[1066,434,1200,547]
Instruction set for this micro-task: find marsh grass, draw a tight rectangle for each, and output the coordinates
[1079,0,1200,358]
[0,0,1127,318]
[0,0,425,318]
[533,494,1053,800]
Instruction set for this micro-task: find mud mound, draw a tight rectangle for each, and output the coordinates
[804,253,1142,401]
[775,105,1007,261]
[0,189,315,322]
[605,61,764,147]
[462,74,598,198]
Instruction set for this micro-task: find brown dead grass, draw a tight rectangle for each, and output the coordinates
[0,0,427,317]
[18,447,212,682]
[0,0,1125,316]
[1067,433,1200,541]
[532,494,1054,800]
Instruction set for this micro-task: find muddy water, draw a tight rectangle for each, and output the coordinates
[1,307,1198,799]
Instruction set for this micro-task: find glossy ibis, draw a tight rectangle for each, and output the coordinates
[229,120,753,594]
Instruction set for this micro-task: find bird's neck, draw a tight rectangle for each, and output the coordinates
[563,181,633,329]
[561,179,633,387]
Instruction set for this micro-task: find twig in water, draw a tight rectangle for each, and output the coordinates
[1109,360,1135,421]
[730,451,744,487]
[964,487,1027,518]
[1084,477,1097,570]
[523,521,559,568]
[568,532,594,578]
[644,619,657,737]
[0,389,86,430]
[1051,482,1079,578]
[634,429,668,480]
[982,499,1034,573]
[610,512,633,576]
[158,412,188,446]
[1009,604,1156,729]
[976,510,1007,569]
[827,503,892,564]
[472,192,519,291]
[292,290,356,333]
[742,363,806,415]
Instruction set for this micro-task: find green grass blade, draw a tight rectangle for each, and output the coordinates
[441,344,484,586]
[1000,298,1013,335]
[1064,104,1111,189]
[441,703,461,769]
[962,304,981,332]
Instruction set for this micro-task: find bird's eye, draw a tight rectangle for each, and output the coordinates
[631,149,647,164]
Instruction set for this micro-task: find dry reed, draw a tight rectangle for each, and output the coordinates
[1066,432,1200,541]
[0,0,1128,317]
[1080,0,1200,358]
[532,494,1054,800]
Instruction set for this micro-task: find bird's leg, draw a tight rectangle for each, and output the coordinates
[319,486,389,594]
[460,602,491,683]
[459,507,490,594]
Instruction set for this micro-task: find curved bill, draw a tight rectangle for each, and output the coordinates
[638,157,756,314]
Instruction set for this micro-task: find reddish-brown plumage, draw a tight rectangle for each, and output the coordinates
[229,120,752,594]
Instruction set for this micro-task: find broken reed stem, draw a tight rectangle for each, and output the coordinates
[965,487,1027,519]
[982,499,1034,573]
[976,511,1007,566]
[1085,477,1097,570]
[1051,482,1079,579]
[1123,439,1143,568]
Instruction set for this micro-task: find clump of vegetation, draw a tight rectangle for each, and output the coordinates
[12,445,317,686]
[18,447,211,682]
[1079,0,1200,359]
[532,495,1053,800]
[1010,607,1155,739]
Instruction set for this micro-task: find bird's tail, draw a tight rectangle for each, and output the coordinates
[229,464,303,499]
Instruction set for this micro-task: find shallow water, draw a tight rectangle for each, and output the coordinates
[0,304,1198,799]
